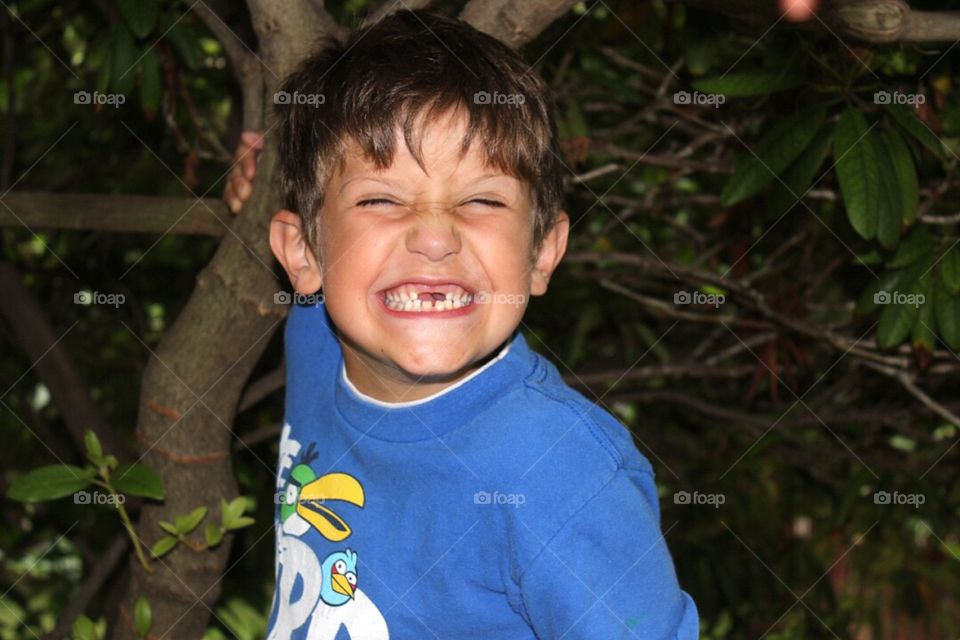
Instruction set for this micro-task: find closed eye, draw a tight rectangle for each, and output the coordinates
[357,199,397,207]
[464,198,505,207]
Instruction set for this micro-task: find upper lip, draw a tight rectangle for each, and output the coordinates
[379,277,477,295]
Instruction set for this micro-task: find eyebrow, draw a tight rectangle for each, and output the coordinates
[338,176,399,197]
[338,173,516,197]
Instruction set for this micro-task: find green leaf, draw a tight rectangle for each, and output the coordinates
[94,34,112,95]
[112,463,164,500]
[175,506,208,535]
[856,269,903,317]
[111,26,138,96]
[72,615,99,640]
[225,515,255,531]
[116,0,158,38]
[691,72,802,98]
[221,496,248,529]
[166,22,198,69]
[884,103,947,160]
[159,520,179,536]
[84,430,103,463]
[835,107,880,239]
[767,124,834,217]
[940,244,960,294]
[151,535,178,558]
[874,131,903,250]
[934,280,960,350]
[879,129,919,226]
[887,230,934,269]
[912,278,935,353]
[205,522,223,547]
[134,596,152,636]
[721,107,825,206]
[7,465,95,502]
[139,49,162,117]
[876,280,924,349]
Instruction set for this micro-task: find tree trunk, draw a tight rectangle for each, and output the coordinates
[101,0,584,635]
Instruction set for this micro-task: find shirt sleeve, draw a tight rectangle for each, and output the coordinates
[518,467,699,640]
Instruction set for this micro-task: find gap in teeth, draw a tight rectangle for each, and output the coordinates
[384,284,473,312]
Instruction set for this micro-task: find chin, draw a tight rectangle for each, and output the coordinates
[390,349,475,382]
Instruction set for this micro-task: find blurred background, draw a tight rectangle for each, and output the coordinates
[1,0,959,638]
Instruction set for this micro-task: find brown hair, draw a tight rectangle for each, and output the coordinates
[276,9,565,260]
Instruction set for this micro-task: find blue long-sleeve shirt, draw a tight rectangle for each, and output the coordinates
[267,300,699,639]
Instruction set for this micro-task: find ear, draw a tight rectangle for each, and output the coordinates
[530,211,569,296]
[269,209,323,294]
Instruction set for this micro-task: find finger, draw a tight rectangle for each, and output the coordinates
[229,197,242,214]
[237,177,252,201]
[243,151,257,180]
[241,130,265,149]
[232,170,249,200]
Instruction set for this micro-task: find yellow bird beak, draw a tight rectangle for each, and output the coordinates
[331,572,355,599]
[297,472,365,542]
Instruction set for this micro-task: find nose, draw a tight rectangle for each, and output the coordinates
[405,207,462,262]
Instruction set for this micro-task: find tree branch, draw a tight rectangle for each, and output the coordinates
[193,1,266,129]
[43,534,129,640]
[0,262,129,459]
[674,0,960,43]
[0,192,231,237]
[362,0,436,28]
[460,0,582,48]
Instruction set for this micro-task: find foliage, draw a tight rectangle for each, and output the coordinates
[2,0,959,638]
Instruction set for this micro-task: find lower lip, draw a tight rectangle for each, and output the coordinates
[377,294,477,318]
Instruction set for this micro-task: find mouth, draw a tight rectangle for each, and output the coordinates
[380,281,476,313]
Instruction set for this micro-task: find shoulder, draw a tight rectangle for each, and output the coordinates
[506,347,655,479]
[479,346,660,558]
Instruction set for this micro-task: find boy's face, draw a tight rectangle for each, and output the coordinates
[271,108,568,402]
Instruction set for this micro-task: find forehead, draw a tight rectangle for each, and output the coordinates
[334,107,516,184]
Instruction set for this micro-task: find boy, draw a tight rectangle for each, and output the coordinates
[231,10,699,639]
